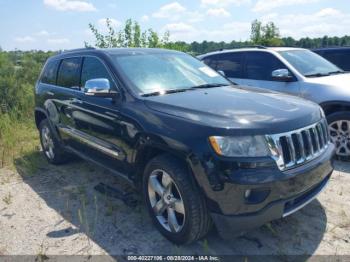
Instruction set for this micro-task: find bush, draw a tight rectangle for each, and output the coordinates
[0,50,52,168]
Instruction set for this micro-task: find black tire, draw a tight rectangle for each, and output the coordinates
[327,111,350,161]
[39,119,68,165]
[143,154,212,244]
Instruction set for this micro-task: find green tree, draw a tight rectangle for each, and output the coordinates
[250,19,262,44]
[86,18,170,48]
[250,20,284,46]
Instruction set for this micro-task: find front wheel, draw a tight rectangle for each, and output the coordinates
[327,111,350,160]
[143,154,212,244]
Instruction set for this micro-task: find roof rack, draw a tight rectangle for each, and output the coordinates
[60,47,96,53]
[242,45,267,49]
[211,45,267,53]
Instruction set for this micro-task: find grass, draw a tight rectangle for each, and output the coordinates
[2,192,12,205]
[36,243,49,262]
[201,238,210,254]
[264,222,278,236]
[0,113,42,174]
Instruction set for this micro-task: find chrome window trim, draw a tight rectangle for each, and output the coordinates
[54,54,121,93]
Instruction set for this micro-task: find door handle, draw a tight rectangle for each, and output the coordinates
[46,91,54,96]
[70,98,83,104]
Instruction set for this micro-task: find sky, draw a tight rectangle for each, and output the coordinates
[0,0,350,51]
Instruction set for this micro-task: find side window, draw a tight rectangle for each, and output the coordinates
[323,51,350,71]
[41,59,60,85]
[203,53,243,78]
[245,52,287,81]
[202,57,216,68]
[340,52,350,71]
[57,57,82,89]
[81,57,115,88]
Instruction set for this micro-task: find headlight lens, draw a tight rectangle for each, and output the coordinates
[209,136,270,157]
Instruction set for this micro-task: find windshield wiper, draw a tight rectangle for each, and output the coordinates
[141,83,228,97]
[328,70,346,75]
[141,88,194,97]
[188,83,228,89]
[305,70,346,77]
[304,73,330,77]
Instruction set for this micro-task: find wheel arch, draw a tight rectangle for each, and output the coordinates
[132,140,195,188]
[320,101,350,117]
[34,107,48,129]
[35,107,62,144]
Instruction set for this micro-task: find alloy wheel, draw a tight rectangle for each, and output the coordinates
[147,169,185,233]
[41,126,55,160]
[329,120,350,156]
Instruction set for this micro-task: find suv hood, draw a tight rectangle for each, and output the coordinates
[305,72,350,93]
[143,86,322,134]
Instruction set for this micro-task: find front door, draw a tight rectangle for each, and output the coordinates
[241,51,301,96]
[68,56,131,175]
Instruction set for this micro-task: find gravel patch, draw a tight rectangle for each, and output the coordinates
[0,156,349,256]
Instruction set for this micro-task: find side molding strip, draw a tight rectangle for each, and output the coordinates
[59,127,121,159]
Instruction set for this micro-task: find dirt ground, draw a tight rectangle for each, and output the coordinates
[0,152,349,258]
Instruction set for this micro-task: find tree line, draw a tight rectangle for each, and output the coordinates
[173,35,350,55]
[86,19,350,54]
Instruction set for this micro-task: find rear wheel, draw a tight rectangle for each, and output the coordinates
[327,111,350,160]
[39,119,68,164]
[143,154,212,244]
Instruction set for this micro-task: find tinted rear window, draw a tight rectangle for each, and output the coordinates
[203,53,243,78]
[41,59,60,85]
[57,57,82,89]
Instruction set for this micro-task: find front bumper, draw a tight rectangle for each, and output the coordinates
[194,143,335,237]
[211,172,331,238]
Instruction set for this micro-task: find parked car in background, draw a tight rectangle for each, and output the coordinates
[199,47,350,159]
[313,47,350,72]
[35,48,334,244]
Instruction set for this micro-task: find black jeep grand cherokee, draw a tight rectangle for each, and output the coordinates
[35,48,334,244]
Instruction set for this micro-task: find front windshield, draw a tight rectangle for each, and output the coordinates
[278,50,342,77]
[111,52,230,95]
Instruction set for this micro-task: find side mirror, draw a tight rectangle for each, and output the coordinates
[84,78,117,97]
[272,69,293,82]
[217,70,226,77]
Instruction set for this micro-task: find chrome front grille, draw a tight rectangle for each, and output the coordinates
[266,119,330,171]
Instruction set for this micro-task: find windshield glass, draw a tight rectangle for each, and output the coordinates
[111,52,230,95]
[278,50,342,77]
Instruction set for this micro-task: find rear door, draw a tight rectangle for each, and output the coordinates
[243,51,301,95]
[54,57,84,145]
[37,59,61,111]
[202,52,245,85]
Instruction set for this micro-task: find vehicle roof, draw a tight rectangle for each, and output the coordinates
[104,48,183,55]
[198,47,306,58]
[49,47,183,60]
[313,47,350,51]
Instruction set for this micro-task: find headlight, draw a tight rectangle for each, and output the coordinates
[209,136,270,157]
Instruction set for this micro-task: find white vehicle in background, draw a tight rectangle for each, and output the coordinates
[199,47,350,159]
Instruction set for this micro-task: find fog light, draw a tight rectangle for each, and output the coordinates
[244,188,271,204]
